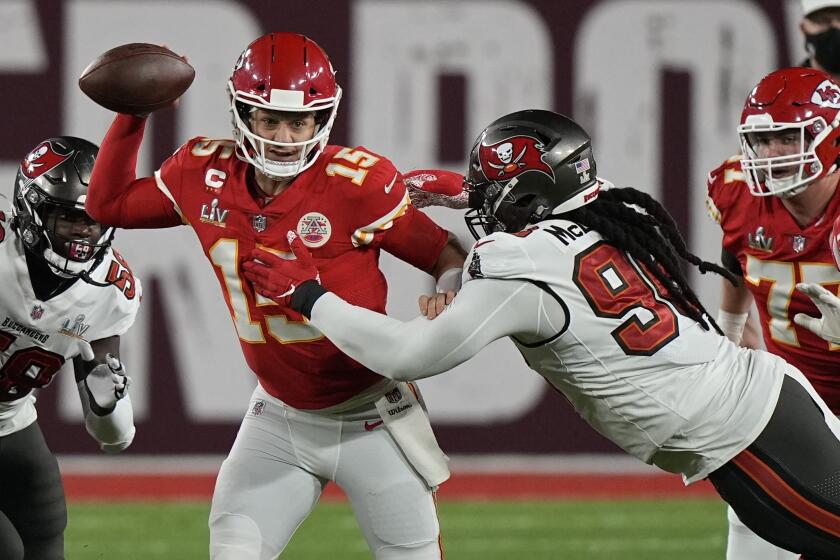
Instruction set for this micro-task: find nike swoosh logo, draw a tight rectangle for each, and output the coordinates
[473,239,495,249]
[384,174,398,194]
[364,420,384,431]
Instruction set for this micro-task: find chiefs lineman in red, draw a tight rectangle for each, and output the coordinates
[84,33,464,559]
[706,67,840,560]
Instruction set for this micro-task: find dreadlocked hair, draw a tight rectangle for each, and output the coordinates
[562,187,740,335]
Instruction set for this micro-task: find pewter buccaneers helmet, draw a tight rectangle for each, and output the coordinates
[12,137,114,281]
[464,109,600,239]
[228,32,342,178]
[739,67,840,198]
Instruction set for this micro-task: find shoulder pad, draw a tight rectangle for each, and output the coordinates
[464,232,533,282]
[91,248,142,302]
[184,137,237,161]
[325,146,402,194]
[706,154,749,223]
[707,155,746,191]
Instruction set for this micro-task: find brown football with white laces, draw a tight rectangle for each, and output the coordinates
[78,43,194,115]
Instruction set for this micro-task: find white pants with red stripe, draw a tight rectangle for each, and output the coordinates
[209,384,442,560]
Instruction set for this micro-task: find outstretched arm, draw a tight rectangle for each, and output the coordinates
[86,114,182,228]
[307,278,544,379]
[399,170,470,318]
[241,234,559,379]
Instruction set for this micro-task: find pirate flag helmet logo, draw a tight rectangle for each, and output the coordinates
[478,136,555,182]
[464,109,600,239]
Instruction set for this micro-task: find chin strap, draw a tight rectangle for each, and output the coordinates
[78,268,113,288]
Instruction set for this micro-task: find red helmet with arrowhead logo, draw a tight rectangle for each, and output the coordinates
[739,67,840,197]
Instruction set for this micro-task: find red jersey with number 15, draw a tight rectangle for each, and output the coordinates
[155,138,448,410]
[706,155,840,412]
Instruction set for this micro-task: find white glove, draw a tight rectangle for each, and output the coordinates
[77,340,131,414]
[793,283,840,344]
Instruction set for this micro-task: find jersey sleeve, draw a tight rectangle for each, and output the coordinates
[705,155,745,227]
[462,230,536,285]
[86,113,182,228]
[379,206,449,273]
[339,146,449,273]
[705,155,752,257]
[88,249,143,340]
[154,137,218,224]
[100,283,141,338]
[308,277,544,380]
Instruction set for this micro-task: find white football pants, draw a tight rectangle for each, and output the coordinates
[209,384,442,560]
[726,506,798,560]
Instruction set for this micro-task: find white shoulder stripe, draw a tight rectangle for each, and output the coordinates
[153,170,188,224]
[351,190,410,247]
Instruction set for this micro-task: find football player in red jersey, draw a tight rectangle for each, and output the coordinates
[706,67,840,560]
[84,33,464,560]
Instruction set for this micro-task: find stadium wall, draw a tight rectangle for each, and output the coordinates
[0,0,801,455]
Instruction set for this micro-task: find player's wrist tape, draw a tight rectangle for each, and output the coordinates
[716,309,749,344]
[290,280,328,318]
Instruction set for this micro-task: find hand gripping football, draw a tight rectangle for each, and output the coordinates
[78,43,194,115]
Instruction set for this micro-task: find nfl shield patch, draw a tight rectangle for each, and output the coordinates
[252,214,267,233]
[792,235,806,254]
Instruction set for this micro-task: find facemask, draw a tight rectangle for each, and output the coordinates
[805,28,840,75]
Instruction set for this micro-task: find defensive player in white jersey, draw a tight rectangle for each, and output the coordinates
[243,110,840,559]
[0,137,139,559]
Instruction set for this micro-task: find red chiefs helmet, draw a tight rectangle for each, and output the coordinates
[739,67,840,198]
[228,33,342,178]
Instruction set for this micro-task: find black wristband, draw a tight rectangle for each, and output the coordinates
[289,280,328,318]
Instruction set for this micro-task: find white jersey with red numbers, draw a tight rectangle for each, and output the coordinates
[0,206,141,436]
[308,218,789,483]
[462,221,784,482]
[153,138,448,410]
[707,155,840,412]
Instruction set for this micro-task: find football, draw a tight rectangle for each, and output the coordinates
[78,43,195,115]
